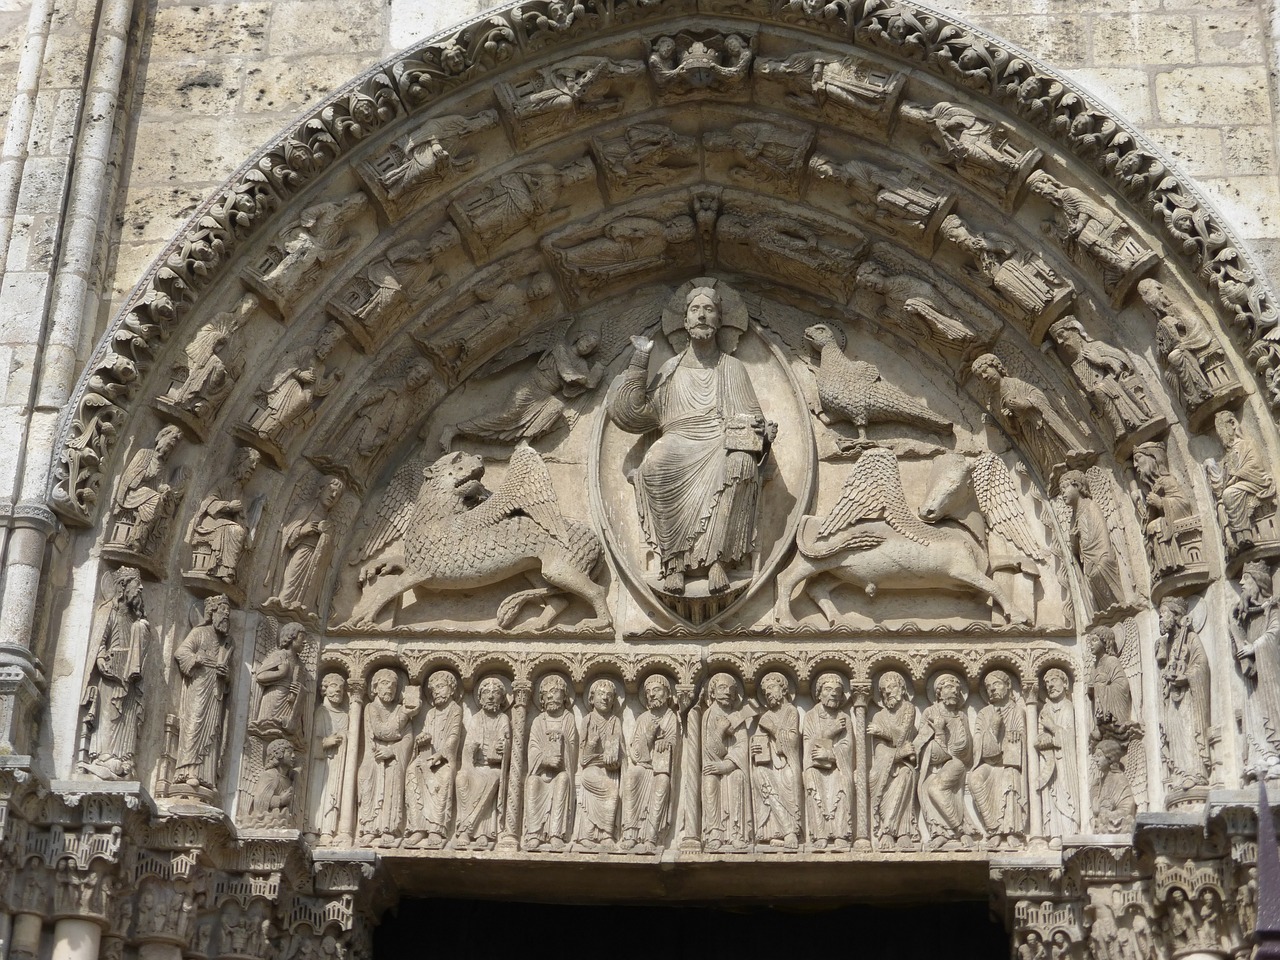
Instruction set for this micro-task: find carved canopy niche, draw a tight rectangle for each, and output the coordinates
[44,0,1280,943]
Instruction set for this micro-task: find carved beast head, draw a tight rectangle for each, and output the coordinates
[422,450,486,506]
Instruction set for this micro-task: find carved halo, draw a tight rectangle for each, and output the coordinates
[977,668,1020,703]
[474,673,513,710]
[660,276,749,353]
[871,669,916,708]
[810,670,850,704]
[756,670,796,707]
[925,670,970,704]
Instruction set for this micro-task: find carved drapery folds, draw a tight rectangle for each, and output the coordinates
[37,2,1280,955]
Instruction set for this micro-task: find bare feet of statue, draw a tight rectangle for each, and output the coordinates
[662,569,685,594]
[708,561,729,594]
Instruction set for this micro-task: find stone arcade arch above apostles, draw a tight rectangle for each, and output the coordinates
[10,2,1280,959]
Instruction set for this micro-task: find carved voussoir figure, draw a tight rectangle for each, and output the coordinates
[1058,470,1132,619]
[751,672,801,851]
[449,157,595,259]
[245,738,297,827]
[348,443,610,631]
[170,594,234,800]
[855,259,998,359]
[496,56,644,149]
[235,324,345,468]
[621,674,679,854]
[310,358,437,495]
[573,677,624,850]
[306,672,349,844]
[1047,316,1164,452]
[803,672,854,851]
[249,620,306,739]
[1026,171,1157,305]
[453,676,511,850]
[969,353,1094,486]
[357,668,419,847]
[405,670,463,850]
[1131,441,1206,591]
[898,100,1041,203]
[868,671,919,851]
[183,447,262,602]
[939,215,1074,334]
[154,293,259,441]
[523,674,578,851]
[103,425,189,576]
[1231,561,1280,781]
[78,566,152,780]
[1139,279,1243,425]
[648,31,753,101]
[244,193,369,312]
[590,122,698,200]
[264,475,347,622]
[358,109,499,217]
[755,52,903,126]
[808,154,954,243]
[1205,410,1279,559]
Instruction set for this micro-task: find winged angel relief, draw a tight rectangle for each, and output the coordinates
[342,444,611,630]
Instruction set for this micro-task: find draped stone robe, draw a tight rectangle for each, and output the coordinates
[524,709,579,844]
[405,701,463,837]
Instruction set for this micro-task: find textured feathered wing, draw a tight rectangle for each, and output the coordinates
[818,446,932,543]
[469,443,569,544]
[970,454,1046,562]
[355,455,430,563]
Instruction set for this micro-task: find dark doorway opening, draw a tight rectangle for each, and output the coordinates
[376,898,1007,959]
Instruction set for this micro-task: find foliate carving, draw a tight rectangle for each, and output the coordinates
[243,193,369,313]
[898,100,1041,204]
[249,621,306,739]
[309,358,439,495]
[1155,597,1212,799]
[809,153,954,244]
[452,675,511,851]
[358,110,499,220]
[802,672,853,851]
[404,670,462,850]
[647,31,753,102]
[1035,668,1079,836]
[1138,279,1244,427]
[777,445,1033,627]
[234,324,345,469]
[523,674,578,851]
[607,281,775,614]
[1026,171,1157,306]
[154,294,260,442]
[448,157,595,260]
[347,444,610,630]
[78,566,152,780]
[917,672,978,850]
[1131,442,1206,594]
[620,674,678,854]
[183,447,263,603]
[1047,316,1165,452]
[1205,410,1279,559]
[264,474,350,623]
[970,670,1027,848]
[495,56,644,150]
[357,668,419,847]
[755,52,903,128]
[590,122,699,201]
[305,673,349,844]
[939,214,1074,336]
[439,330,604,452]
[803,322,952,445]
[102,425,189,576]
[970,353,1094,487]
[170,594,234,801]
[573,676,624,850]
[1230,561,1280,781]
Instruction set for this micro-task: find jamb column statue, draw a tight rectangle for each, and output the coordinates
[607,282,775,597]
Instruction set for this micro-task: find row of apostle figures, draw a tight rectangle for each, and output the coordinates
[305,665,1084,853]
